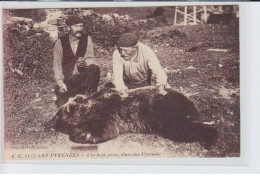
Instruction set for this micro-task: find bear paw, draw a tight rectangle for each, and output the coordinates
[69,132,98,144]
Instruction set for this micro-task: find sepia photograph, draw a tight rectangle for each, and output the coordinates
[2,4,240,161]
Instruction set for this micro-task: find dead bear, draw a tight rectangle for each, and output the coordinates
[47,86,218,149]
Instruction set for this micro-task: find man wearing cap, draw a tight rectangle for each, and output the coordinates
[113,33,169,96]
[53,15,100,108]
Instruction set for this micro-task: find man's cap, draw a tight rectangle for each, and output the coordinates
[116,33,138,47]
[66,16,84,26]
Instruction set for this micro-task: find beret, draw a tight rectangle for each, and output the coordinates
[116,33,138,47]
[66,16,84,26]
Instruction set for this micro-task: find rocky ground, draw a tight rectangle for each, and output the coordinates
[3,8,240,160]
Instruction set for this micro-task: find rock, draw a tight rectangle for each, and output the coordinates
[44,25,58,41]
[13,68,23,76]
[112,13,119,18]
[33,106,44,110]
[33,23,45,29]
[163,68,181,74]
[202,121,216,125]
[24,25,30,31]
[33,98,42,103]
[48,19,58,25]
[124,15,131,21]
[82,10,94,16]
[186,66,195,70]
[48,31,58,41]
[207,48,228,52]
[102,14,113,21]
[163,67,169,72]
[180,86,184,92]
[11,16,33,24]
[16,23,22,28]
[65,9,73,15]
[44,25,58,31]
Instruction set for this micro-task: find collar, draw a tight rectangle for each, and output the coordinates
[130,42,140,62]
[129,52,138,62]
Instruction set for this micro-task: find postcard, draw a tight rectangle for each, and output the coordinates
[2,3,242,163]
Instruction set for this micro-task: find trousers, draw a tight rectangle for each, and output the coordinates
[54,64,100,108]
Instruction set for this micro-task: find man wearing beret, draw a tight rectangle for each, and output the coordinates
[113,33,169,96]
[53,15,100,108]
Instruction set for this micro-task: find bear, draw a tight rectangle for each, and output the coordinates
[46,86,218,149]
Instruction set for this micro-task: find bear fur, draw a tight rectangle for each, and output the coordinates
[47,86,218,149]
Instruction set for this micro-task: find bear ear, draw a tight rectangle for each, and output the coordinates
[104,92,122,105]
[95,88,122,101]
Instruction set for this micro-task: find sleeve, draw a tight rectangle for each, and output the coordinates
[84,36,97,66]
[112,50,128,91]
[53,40,65,87]
[145,46,168,86]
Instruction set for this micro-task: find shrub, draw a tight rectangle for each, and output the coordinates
[9,9,47,23]
[83,14,134,51]
[4,24,54,81]
[58,9,168,52]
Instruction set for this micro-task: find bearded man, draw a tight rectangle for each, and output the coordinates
[53,16,100,108]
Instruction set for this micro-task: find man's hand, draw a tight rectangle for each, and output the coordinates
[77,57,96,68]
[59,84,68,93]
[76,57,86,67]
[158,85,167,95]
[119,89,129,98]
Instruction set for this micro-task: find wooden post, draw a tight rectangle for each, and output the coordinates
[193,6,197,24]
[174,5,206,26]
[174,6,177,25]
[203,5,207,23]
[184,6,187,25]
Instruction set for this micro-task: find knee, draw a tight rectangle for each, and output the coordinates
[80,64,100,77]
[88,64,100,72]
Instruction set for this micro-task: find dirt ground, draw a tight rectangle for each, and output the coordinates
[3,10,240,160]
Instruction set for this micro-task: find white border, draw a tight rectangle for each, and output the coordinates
[1,1,245,9]
[1,1,259,173]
